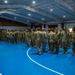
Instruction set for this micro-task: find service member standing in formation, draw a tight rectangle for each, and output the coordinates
[61,27,70,54]
[41,28,47,52]
[48,28,55,53]
[30,29,36,48]
[25,30,30,47]
[0,26,75,56]
[35,28,41,54]
[54,28,59,54]
[71,26,75,56]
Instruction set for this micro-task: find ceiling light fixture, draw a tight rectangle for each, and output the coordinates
[50,9,53,11]
[4,0,8,3]
[63,15,66,18]
[69,28,72,32]
[32,1,36,4]
[42,18,44,20]
[28,14,31,16]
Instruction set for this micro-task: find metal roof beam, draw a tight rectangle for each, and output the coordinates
[56,0,75,11]
[0,4,62,21]
[0,10,44,24]
[22,5,62,21]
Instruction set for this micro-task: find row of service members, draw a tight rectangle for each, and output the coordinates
[0,30,30,45]
[30,27,75,56]
[0,27,75,56]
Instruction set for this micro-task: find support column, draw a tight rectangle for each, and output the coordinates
[58,24,61,31]
[46,25,48,30]
[42,25,44,28]
[61,23,64,28]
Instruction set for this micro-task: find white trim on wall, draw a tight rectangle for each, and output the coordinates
[0,26,31,30]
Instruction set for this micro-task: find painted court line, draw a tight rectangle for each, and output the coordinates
[26,48,64,75]
[0,73,2,75]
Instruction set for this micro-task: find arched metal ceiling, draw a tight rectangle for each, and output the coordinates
[0,0,75,25]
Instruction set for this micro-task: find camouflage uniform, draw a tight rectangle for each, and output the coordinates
[54,28,60,54]
[1,30,6,42]
[23,30,26,43]
[25,30,30,47]
[72,27,75,56]
[62,28,70,54]
[66,30,70,49]
[21,31,25,42]
[6,30,10,43]
[14,31,18,44]
[41,28,47,52]
[58,29,63,48]
[35,28,41,54]
[48,29,55,53]
[19,31,23,42]
[9,31,13,43]
[47,28,51,51]
[0,31,1,41]
[30,29,36,47]
[11,31,15,43]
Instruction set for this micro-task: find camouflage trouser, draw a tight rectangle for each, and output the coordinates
[19,37,23,42]
[62,42,67,53]
[0,37,1,41]
[48,40,50,51]
[1,36,4,41]
[22,37,25,43]
[21,38,24,42]
[31,39,35,47]
[9,37,12,43]
[72,43,75,54]
[6,37,10,43]
[14,38,18,44]
[36,40,41,53]
[10,38,14,43]
[41,40,46,52]
[59,40,62,48]
[55,42,59,53]
[25,40,30,47]
[3,36,7,42]
[49,42,55,52]
[66,41,70,49]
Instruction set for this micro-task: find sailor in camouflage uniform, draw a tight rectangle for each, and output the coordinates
[72,26,75,56]
[25,30,30,47]
[54,28,60,54]
[41,28,47,52]
[62,27,70,54]
[35,27,41,54]
[48,28,55,53]
[30,29,36,48]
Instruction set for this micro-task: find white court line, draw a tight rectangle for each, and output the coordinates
[26,48,64,75]
[0,73,2,75]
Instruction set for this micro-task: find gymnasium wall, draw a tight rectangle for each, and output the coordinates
[58,24,61,30]
[58,23,75,30]
[0,18,30,30]
[0,26,31,30]
[64,23,75,28]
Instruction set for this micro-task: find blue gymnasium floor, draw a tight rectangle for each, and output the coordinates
[0,42,75,75]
